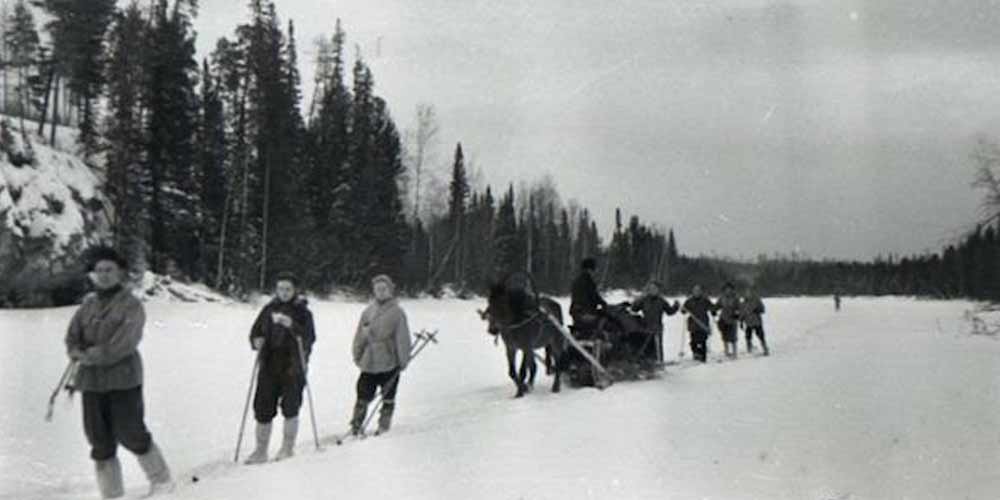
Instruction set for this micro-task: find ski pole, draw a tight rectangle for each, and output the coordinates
[360,330,437,435]
[294,335,322,451]
[233,351,261,463]
[45,360,77,422]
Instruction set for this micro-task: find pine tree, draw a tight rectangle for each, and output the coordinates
[144,0,199,277]
[306,18,351,287]
[104,1,149,269]
[195,58,228,282]
[37,0,117,157]
[447,142,468,287]
[6,0,38,132]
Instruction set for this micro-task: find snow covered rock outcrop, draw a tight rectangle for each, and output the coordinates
[136,272,230,304]
[0,120,106,306]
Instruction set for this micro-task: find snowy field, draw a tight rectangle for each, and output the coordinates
[2,295,999,500]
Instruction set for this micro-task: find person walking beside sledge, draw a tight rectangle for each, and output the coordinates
[681,285,717,363]
[350,275,412,436]
[740,286,769,356]
[570,257,607,334]
[716,282,741,359]
[630,281,679,363]
[64,247,174,498]
[244,272,316,464]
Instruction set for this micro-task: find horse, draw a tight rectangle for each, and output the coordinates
[480,281,567,398]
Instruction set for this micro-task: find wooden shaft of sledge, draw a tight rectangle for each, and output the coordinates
[541,312,610,377]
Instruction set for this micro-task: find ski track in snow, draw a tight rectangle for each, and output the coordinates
[2,296,999,500]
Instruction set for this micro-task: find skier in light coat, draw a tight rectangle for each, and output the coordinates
[740,286,769,356]
[64,247,173,498]
[350,274,412,435]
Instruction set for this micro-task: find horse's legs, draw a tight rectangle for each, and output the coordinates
[516,351,530,397]
[551,343,564,393]
[506,345,525,397]
[526,351,537,391]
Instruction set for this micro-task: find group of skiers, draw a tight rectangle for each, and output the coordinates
[60,248,770,499]
[62,247,412,498]
[569,258,769,364]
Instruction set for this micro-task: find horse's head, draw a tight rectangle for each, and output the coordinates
[480,282,510,336]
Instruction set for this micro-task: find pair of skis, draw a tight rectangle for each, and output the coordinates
[334,329,438,446]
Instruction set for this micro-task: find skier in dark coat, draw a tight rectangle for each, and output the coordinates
[681,285,718,362]
[64,247,173,498]
[630,281,679,363]
[570,257,606,334]
[244,272,316,464]
[716,282,741,359]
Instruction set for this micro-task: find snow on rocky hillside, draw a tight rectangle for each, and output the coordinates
[0,119,105,306]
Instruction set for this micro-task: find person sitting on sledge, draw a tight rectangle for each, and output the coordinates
[630,280,680,364]
[569,257,607,336]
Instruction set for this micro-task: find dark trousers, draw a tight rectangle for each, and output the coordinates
[83,386,153,461]
[689,329,709,362]
[356,369,401,402]
[745,325,767,348]
[253,369,305,423]
[719,321,737,343]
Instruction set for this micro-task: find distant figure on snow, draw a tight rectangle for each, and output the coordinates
[244,272,316,464]
[834,293,841,311]
[570,257,607,333]
[681,285,718,362]
[64,247,174,498]
[740,286,769,356]
[350,275,412,435]
[716,282,741,359]
[630,280,679,363]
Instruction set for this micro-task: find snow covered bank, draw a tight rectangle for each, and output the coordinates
[0,119,105,307]
[2,297,998,500]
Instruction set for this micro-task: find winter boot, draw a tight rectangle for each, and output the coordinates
[95,456,124,499]
[244,422,272,465]
[762,342,770,356]
[376,400,396,435]
[350,400,370,436]
[746,338,754,353]
[275,417,299,461]
[136,443,174,496]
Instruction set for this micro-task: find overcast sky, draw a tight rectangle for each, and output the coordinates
[194,0,999,260]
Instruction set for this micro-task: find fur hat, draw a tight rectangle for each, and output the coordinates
[86,246,128,272]
[581,257,597,271]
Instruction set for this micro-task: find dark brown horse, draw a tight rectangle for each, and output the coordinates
[480,280,566,397]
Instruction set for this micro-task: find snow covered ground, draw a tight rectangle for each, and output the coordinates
[2,295,998,500]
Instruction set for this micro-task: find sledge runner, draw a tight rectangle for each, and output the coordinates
[64,247,174,498]
[569,257,607,334]
[350,275,412,436]
[681,285,717,363]
[716,283,741,359]
[244,272,316,464]
[740,286,769,356]
[629,281,679,363]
